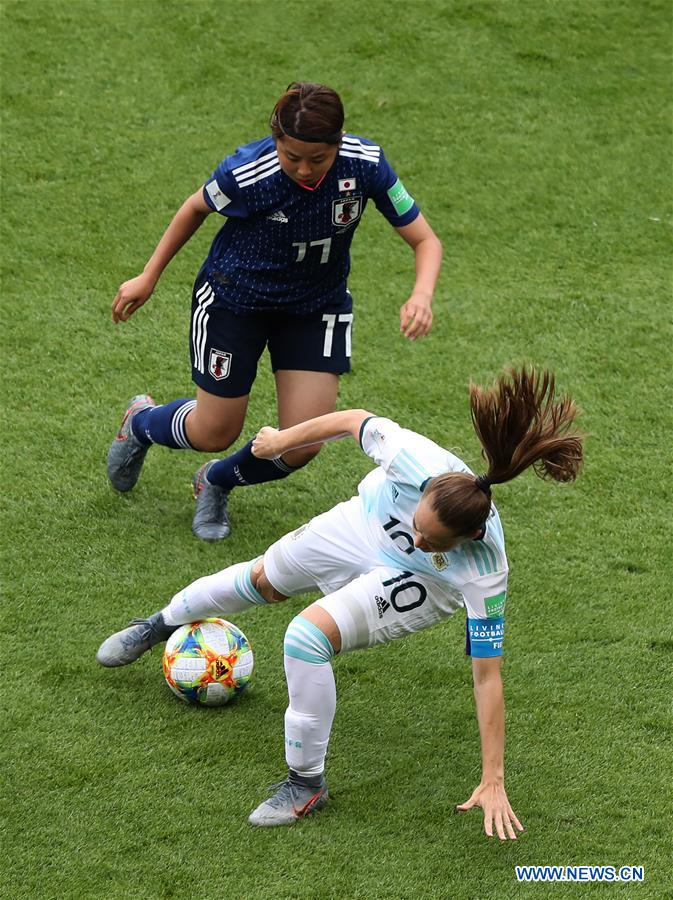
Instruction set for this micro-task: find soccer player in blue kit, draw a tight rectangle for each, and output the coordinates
[107,82,442,540]
[98,367,584,839]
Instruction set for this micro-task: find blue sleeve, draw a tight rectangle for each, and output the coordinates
[202,156,248,218]
[368,149,420,227]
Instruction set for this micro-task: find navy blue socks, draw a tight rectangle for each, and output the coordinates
[205,441,299,490]
[130,406,302,491]
[131,399,197,449]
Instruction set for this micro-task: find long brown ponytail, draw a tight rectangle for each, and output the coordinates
[427,367,584,536]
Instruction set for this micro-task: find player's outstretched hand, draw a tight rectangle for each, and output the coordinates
[112,273,156,323]
[399,293,433,341]
[252,426,282,459]
[456,780,524,841]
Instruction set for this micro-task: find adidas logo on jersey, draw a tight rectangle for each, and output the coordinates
[267,209,288,223]
[375,595,390,619]
[391,485,399,502]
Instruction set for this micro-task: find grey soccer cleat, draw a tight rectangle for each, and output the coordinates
[192,461,231,542]
[248,776,329,827]
[107,394,156,492]
[96,612,174,667]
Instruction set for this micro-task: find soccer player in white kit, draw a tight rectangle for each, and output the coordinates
[97,367,583,839]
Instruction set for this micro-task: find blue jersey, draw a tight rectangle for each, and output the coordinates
[200,134,420,315]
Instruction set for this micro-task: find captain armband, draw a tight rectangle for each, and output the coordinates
[465,617,504,658]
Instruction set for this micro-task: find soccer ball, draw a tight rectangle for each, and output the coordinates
[162,618,253,707]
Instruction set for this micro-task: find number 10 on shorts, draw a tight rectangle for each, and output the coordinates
[322,313,353,358]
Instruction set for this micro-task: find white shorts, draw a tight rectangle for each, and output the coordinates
[263,497,465,652]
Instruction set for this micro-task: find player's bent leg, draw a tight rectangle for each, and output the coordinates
[196,371,337,529]
[107,388,246,498]
[249,612,336,827]
[249,568,459,825]
[192,373,337,543]
[297,603,342,652]
[162,558,274,624]
[274,370,338,468]
[96,559,284,668]
[184,388,248,452]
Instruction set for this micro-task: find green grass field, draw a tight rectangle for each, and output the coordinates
[2,0,672,897]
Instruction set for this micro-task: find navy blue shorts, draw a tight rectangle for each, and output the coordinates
[190,279,353,398]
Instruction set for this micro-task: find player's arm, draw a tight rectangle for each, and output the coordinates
[456,656,524,840]
[394,213,442,341]
[112,188,213,323]
[251,410,374,460]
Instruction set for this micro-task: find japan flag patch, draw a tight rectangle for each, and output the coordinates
[338,178,357,192]
[332,196,362,227]
[208,349,232,380]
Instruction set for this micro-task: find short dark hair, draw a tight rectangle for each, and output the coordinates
[270,82,344,144]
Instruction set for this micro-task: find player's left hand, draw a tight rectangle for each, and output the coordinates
[456,780,524,841]
[399,293,433,340]
[251,426,282,459]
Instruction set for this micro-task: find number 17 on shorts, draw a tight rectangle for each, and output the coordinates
[322,313,353,358]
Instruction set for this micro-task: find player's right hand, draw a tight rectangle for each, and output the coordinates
[251,426,282,459]
[112,273,156,323]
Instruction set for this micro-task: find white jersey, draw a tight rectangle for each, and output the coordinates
[264,415,509,659]
[357,416,508,656]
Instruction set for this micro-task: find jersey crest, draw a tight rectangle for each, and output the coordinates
[332,196,362,227]
[208,348,232,380]
[431,552,449,571]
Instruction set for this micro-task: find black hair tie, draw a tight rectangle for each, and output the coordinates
[280,125,343,144]
[474,475,492,493]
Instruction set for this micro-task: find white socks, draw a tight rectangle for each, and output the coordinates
[161,560,266,626]
[283,616,337,777]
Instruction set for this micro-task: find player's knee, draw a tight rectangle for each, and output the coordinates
[195,434,237,452]
[284,614,336,663]
[251,560,288,604]
[186,418,242,452]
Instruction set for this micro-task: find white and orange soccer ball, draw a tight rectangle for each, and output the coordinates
[162,618,253,707]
